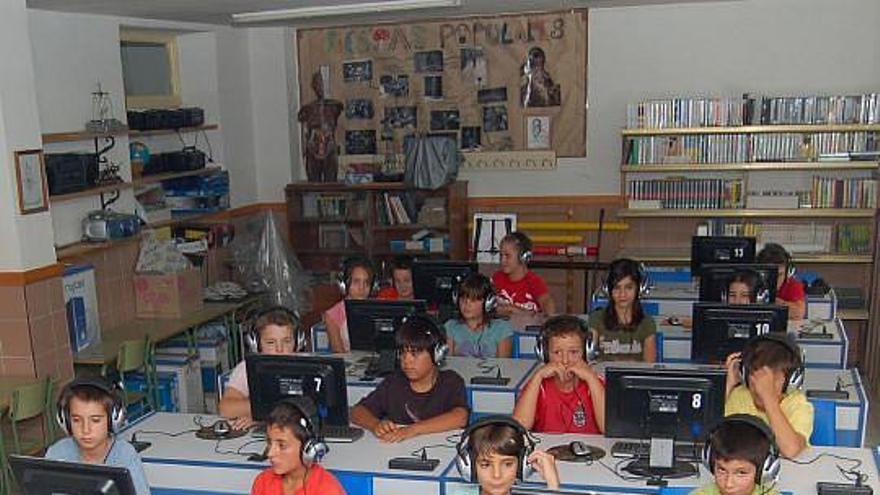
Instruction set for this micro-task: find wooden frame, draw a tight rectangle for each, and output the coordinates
[120,28,182,109]
[14,149,49,214]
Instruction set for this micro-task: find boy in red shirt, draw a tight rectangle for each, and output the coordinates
[492,232,556,317]
[377,256,414,300]
[757,243,805,320]
[513,315,605,433]
[250,400,345,495]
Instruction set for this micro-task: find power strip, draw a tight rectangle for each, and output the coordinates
[817,482,873,494]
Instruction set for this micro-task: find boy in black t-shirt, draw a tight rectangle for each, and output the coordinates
[351,315,469,442]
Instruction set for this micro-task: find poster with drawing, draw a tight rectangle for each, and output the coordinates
[473,213,517,263]
[296,10,587,156]
[526,116,551,149]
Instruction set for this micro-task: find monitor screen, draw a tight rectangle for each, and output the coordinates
[345,299,427,352]
[691,303,789,363]
[690,236,756,274]
[411,260,478,307]
[246,354,350,426]
[605,363,726,443]
[10,455,137,495]
[698,263,778,303]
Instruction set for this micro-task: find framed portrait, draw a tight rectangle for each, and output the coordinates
[525,116,551,150]
[14,149,49,214]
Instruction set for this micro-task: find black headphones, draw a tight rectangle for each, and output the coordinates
[56,376,126,435]
[534,315,597,363]
[244,306,306,354]
[398,314,449,365]
[702,414,781,486]
[740,333,805,395]
[760,243,796,280]
[721,269,771,304]
[455,415,536,483]
[452,273,498,316]
[602,258,650,298]
[505,232,533,265]
[337,255,378,296]
[276,399,329,467]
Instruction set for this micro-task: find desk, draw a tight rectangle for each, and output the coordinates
[74,302,247,367]
[123,412,460,495]
[657,318,849,368]
[803,368,869,447]
[446,433,880,494]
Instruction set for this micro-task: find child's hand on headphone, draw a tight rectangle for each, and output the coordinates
[527,450,560,490]
[725,352,742,384]
[749,366,782,404]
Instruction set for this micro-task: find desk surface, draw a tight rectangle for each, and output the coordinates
[74,301,243,366]
[657,318,845,344]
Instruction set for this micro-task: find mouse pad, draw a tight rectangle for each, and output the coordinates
[547,444,606,462]
[195,427,250,441]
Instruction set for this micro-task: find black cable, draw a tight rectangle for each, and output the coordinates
[200,129,215,162]
[133,429,200,438]
[595,457,644,482]
[213,438,266,457]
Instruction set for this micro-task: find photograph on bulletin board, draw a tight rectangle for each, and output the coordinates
[295,10,587,157]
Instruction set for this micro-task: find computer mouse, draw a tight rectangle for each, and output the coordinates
[667,316,682,326]
[570,440,590,457]
[212,419,232,436]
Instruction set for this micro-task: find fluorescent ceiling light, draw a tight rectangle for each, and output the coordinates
[232,0,461,24]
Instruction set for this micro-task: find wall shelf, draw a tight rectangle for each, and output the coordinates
[50,182,133,203]
[621,161,880,173]
[618,248,871,264]
[622,123,880,137]
[42,124,219,144]
[133,166,223,187]
[618,208,875,218]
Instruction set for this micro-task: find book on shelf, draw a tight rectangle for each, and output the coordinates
[377,192,417,225]
[838,224,871,254]
[626,93,880,129]
[626,177,743,209]
[810,176,877,209]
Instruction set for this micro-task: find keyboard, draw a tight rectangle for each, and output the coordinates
[610,441,701,462]
[322,425,364,443]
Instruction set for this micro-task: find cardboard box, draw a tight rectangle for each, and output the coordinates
[134,269,203,318]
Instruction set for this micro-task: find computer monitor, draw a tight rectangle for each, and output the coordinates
[411,260,478,307]
[10,455,137,495]
[691,303,789,363]
[345,299,427,352]
[246,354,350,427]
[605,363,726,480]
[690,236,756,274]
[698,263,778,303]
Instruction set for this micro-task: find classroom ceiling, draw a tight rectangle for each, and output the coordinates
[26,0,733,26]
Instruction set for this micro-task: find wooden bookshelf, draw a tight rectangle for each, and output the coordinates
[617,208,875,218]
[622,123,880,136]
[620,161,880,173]
[618,248,872,264]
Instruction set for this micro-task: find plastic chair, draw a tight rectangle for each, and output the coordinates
[809,398,837,446]
[6,377,54,456]
[659,488,694,495]
[107,337,157,416]
[309,322,326,353]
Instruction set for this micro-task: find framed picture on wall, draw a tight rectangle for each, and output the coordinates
[525,116,551,149]
[14,149,49,214]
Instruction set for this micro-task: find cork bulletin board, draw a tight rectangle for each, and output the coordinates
[296,10,587,158]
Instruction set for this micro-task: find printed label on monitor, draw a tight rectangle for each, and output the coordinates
[649,392,679,414]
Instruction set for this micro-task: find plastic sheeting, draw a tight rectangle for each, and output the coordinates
[230,211,311,314]
[403,133,460,190]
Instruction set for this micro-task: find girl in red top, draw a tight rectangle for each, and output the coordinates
[513,315,605,434]
[757,243,805,320]
[492,232,556,317]
[251,401,346,495]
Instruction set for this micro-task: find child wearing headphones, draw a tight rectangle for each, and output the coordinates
[757,243,805,320]
[444,273,514,358]
[512,315,605,433]
[251,400,344,495]
[325,256,375,352]
[220,308,301,429]
[672,270,760,329]
[695,415,781,495]
[377,256,414,300]
[453,416,560,495]
[589,258,657,362]
[724,335,814,458]
[47,376,150,495]
[493,232,556,318]
[351,315,469,442]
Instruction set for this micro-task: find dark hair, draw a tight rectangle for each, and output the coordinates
[255,308,299,339]
[603,258,645,332]
[728,270,758,301]
[709,420,771,472]
[468,423,525,459]
[266,399,313,445]
[743,337,799,376]
[390,256,413,273]
[542,314,587,348]
[757,243,790,267]
[395,315,444,355]
[66,383,115,421]
[456,273,494,324]
[500,232,532,259]
[344,256,375,286]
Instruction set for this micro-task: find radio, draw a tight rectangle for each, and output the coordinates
[45,153,99,195]
[82,210,141,242]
